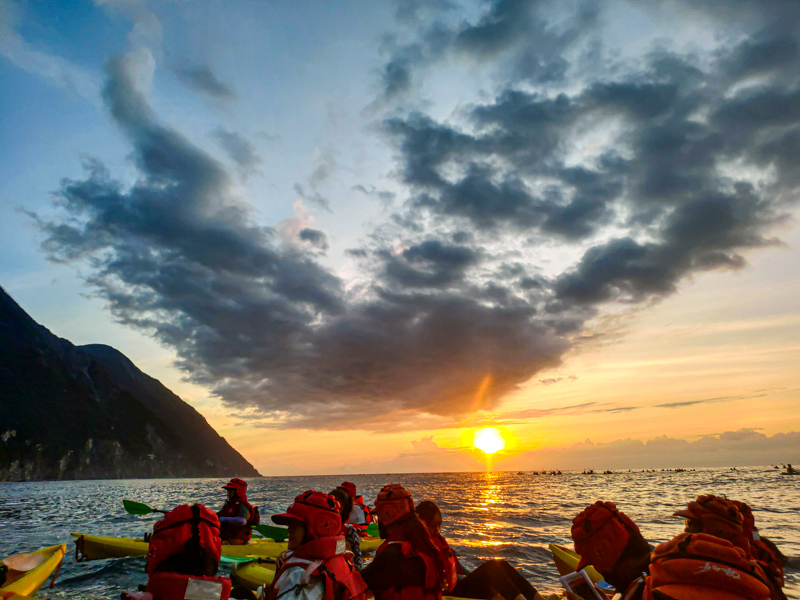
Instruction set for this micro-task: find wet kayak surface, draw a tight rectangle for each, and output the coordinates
[0,468,798,598]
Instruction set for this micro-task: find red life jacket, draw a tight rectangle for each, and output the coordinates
[266,536,367,600]
[145,572,231,600]
[751,539,785,588]
[428,533,461,593]
[373,540,443,600]
[644,533,770,600]
[218,500,259,544]
[146,504,222,576]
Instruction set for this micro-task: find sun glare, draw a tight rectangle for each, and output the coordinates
[473,428,506,455]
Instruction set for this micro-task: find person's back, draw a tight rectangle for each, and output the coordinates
[121,503,232,600]
[571,501,652,600]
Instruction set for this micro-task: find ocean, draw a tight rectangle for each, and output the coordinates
[1,467,798,598]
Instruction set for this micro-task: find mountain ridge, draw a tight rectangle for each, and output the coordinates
[0,284,260,481]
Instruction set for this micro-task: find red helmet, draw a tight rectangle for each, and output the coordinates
[674,494,748,552]
[340,481,357,498]
[730,500,757,539]
[223,478,248,501]
[272,490,342,539]
[374,484,414,526]
[571,501,640,573]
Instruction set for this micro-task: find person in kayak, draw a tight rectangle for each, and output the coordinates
[263,490,367,600]
[218,478,259,545]
[340,482,373,536]
[330,486,364,570]
[571,501,652,600]
[360,484,446,600]
[674,495,786,600]
[415,500,554,600]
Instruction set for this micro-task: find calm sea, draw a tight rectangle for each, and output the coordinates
[1,467,798,598]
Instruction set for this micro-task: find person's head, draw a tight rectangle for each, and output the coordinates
[330,487,354,523]
[571,501,651,590]
[375,484,415,534]
[416,500,443,537]
[223,478,248,502]
[674,495,749,552]
[272,490,343,551]
[340,481,358,499]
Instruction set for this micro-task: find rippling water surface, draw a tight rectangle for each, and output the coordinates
[1,467,798,598]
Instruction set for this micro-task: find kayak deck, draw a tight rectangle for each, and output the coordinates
[1,544,66,598]
[71,532,382,561]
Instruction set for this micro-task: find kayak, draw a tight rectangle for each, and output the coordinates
[549,543,614,593]
[230,560,276,590]
[1,544,66,598]
[72,533,285,561]
[72,532,383,561]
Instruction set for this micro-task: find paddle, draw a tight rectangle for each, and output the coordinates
[252,524,289,542]
[123,499,167,515]
[220,555,277,564]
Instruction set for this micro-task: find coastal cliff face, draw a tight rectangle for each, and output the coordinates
[0,285,260,481]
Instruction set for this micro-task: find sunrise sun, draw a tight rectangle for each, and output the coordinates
[472,428,506,455]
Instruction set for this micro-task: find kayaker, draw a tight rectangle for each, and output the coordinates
[675,496,786,600]
[340,481,373,536]
[263,490,367,600]
[416,500,555,600]
[218,478,259,545]
[787,463,795,474]
[571,501,652,600]
[330,486,364,570]
[360,484,446,600]
[121,503,232,600]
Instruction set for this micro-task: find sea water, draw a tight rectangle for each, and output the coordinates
[1,467,798,598]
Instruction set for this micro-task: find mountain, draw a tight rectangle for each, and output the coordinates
[0,284,260,481]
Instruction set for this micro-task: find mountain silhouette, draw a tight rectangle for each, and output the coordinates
[0,284,260,481]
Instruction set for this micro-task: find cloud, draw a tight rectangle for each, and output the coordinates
[174,64,237,100]
[212,129,262,178]
[0,0,101,101]
[30,2,800,430]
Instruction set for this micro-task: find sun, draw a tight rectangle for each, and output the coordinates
[473,428,506,455]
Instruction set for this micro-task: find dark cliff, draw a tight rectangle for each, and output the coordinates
[0,285,260,481]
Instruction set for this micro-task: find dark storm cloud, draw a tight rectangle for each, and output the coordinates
[174,64,236,100]
[33,49,574,429]
[34,2,800,430]
[212,128,262,177]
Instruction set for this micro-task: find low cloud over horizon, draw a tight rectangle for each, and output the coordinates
[24,0,800,429]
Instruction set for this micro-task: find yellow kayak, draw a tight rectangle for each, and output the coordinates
[72,533,382,561]
[230,560,276,590]
[1,544,66,598]
[549,543,605,583]
[72,533,286,561]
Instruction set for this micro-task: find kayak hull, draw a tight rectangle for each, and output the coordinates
[71,533,382,561]
[72,533,285,561]
[230,561,276,590]
[1,544,66,598]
